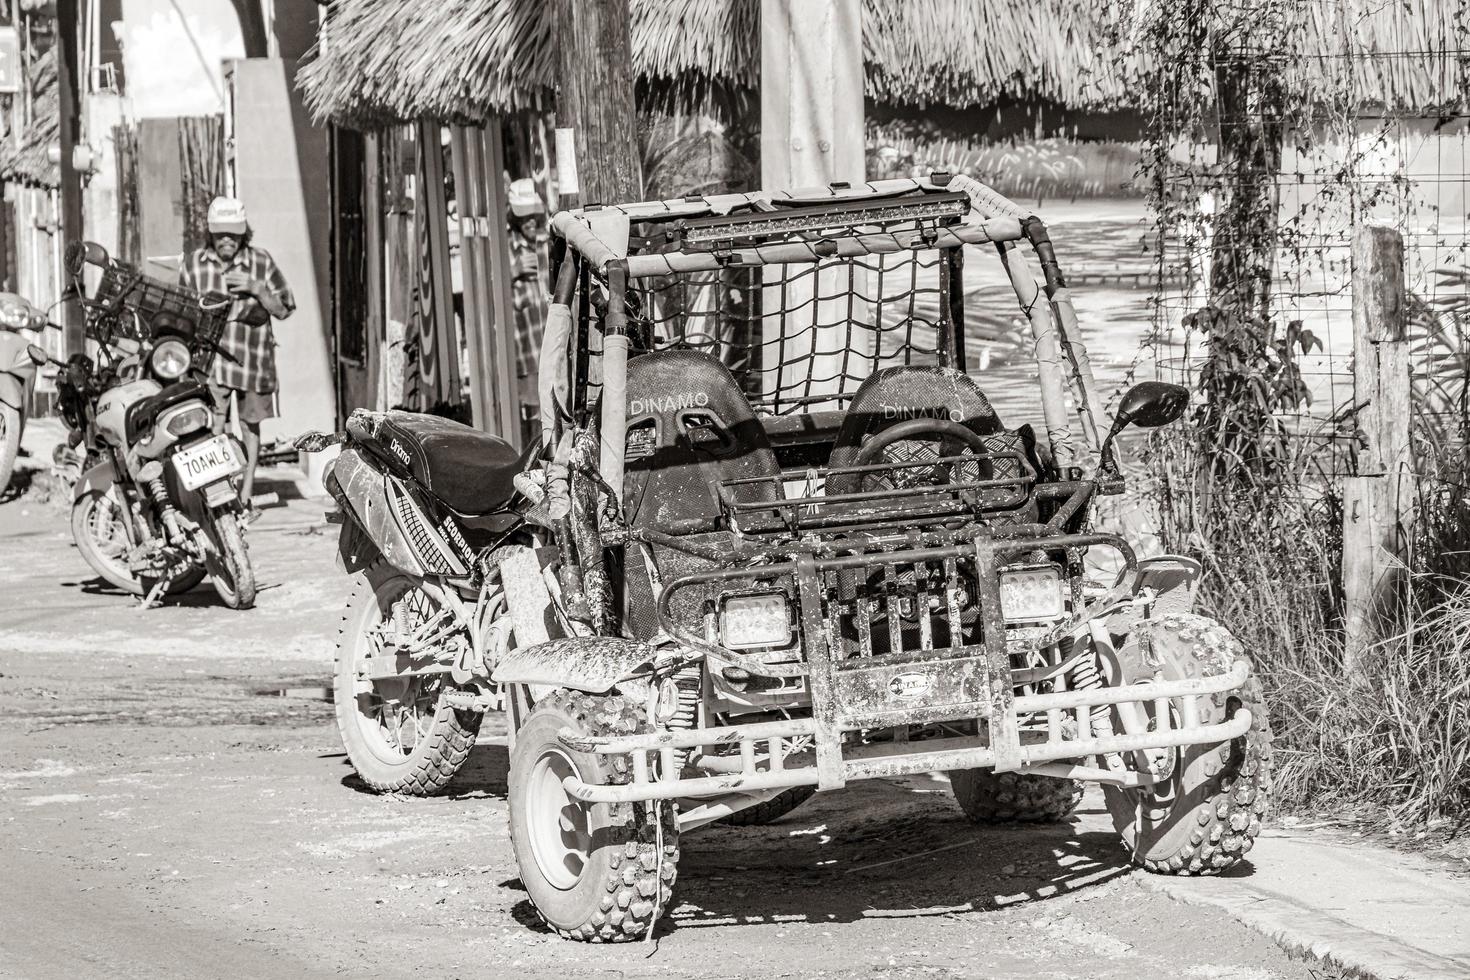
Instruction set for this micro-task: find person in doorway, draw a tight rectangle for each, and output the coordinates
[179,196,295,519]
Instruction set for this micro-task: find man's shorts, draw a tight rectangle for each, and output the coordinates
[209,385,276,426]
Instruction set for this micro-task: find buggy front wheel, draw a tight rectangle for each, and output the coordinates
[508,688,679,942]
[1102,613,1272,875]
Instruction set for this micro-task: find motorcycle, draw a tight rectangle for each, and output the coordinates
[28,241,257,608]
[0,291,46,494]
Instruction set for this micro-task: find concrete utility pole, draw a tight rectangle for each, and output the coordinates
[760,0,864,191]
[759,0,865,406]
[553,0,643,206]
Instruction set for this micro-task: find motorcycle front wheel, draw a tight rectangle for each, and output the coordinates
[333,560,480,794]
[201,508,256,609]
[72,487,205,596]
[0,403,19,495]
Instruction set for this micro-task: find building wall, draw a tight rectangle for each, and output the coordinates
[227,56,332,449]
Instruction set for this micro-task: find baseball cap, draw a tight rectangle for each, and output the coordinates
[508,179,544,218]
[207,196,248,235]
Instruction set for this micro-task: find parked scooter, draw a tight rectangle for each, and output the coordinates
[30,241,257,608]
[0,291,46,493]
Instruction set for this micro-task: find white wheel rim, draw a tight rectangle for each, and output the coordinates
[527,747,591,891]
[352,584,444,760]
[85,493,133,578]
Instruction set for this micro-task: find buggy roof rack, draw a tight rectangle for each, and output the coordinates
[551,176,1034,278]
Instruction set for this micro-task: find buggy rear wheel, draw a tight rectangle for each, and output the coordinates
[1102,614,1271,875]
[947,768,1083,823]
[508,688,679,942]
[333,561,480,795]
[718,786,816,826]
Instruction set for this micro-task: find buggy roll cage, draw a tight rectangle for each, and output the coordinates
[541,174,1109,511]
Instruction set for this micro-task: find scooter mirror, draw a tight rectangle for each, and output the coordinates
[26,343,48,366]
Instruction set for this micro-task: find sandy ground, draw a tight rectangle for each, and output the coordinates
[0,474,1327,980]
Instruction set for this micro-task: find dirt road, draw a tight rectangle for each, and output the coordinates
[0,490,1321,980]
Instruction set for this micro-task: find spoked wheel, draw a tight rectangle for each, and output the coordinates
[71,487,206,596]
[1101,613,1272,875]
[333,560,480,795]
[72,487,142,593]
[509,686,679,942]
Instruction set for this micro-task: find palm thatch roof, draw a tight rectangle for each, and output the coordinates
[298,0,1467,130]
[0,48,59,189]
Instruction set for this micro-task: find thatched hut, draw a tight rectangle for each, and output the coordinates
[297,0,1466,432]
[300,0,1466,132]
[297,0,1137,131]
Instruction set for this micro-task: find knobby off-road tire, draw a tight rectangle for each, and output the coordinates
[509,688,679,942]
[719,786,817,826]
[334,560,480,795]
[948,769,1084,823]
[205,510,255,609]
[71,488,205,596]
[1103,613,1272,876]
[0,403,19,495]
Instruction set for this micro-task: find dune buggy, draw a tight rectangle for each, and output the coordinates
[307,174,1270,943]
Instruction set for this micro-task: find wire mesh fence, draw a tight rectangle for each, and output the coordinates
[1144,49,1470,491]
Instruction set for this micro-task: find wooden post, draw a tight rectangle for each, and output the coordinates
[449,123,520,444]
[553,0,642,206]
[1342,224,1413,679]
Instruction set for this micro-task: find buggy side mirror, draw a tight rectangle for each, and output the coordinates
[1099,381,1189,475]
[1114,381,1189,430]
[26,343,48,366]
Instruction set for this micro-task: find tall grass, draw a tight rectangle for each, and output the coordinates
[1144,405,1470,830]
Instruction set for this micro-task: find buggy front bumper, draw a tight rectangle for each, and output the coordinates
[557,660,1252,803]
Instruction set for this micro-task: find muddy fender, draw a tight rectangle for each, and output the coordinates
[1134,554,1201,616]
[74,459,118,501]
[492,637,654,694]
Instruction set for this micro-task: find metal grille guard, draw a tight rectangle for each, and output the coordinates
[557,661,1253,803]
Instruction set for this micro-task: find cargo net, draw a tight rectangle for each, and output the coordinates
[629,248,954,415]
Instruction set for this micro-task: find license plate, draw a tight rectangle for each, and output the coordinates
[173,435,242,491]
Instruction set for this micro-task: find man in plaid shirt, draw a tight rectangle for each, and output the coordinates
[179,197,295,514]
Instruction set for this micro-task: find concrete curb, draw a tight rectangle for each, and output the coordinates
[1138,875,1470,980]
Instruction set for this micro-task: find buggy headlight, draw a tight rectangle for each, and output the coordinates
[720,592,791,650]
[998,564,1066,622]
[150,339,191,379]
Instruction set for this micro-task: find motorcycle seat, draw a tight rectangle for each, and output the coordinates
[355,410,527,515]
